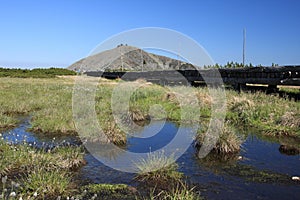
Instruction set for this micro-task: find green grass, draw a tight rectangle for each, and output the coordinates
[134,152,183,188]
[0,140,85,199]
[3,76,298,199]
[278,87,300,95]
[226,90,300,137]
[0,113,17,129]
[0,77,299,144]
[0,140,85,175]
[20,168,72,199]
[149,185,202,200]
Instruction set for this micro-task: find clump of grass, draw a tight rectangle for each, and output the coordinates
[0,113,17,130]
[227,95,254,125]
[150,187,202,200]
[20,168,72,199]
[216,125,242,154]
[147,183,202,200]
[51,146,86,169]
[134,152,183,187]
[278,111,300,129]
[196,122,242,155]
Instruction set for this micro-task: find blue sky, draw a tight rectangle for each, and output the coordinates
[0,0,299,68]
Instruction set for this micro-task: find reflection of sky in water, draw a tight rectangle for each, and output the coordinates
[1,116,79,148]
[80,122,300,200]
[126,121,178,153]
[2,117,299,200]
[240,135,300,175]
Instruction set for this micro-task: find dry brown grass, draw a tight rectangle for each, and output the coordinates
[279,112,300,129]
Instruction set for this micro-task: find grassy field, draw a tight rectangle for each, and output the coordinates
[0,77,299,139]
[0,76,299,199]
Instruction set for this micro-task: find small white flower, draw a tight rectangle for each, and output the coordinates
[19,197,23,200]
[9,192,16,197]
[2,175,7,184]
[33,192,38,197]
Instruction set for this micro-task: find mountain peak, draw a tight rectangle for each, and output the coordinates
[68,46,196,72]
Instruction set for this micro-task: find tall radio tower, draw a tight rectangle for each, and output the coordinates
[243,28,246,66]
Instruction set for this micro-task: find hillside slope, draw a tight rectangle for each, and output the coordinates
[68,45,195,72]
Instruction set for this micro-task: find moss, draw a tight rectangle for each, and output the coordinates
[221,164,294,184]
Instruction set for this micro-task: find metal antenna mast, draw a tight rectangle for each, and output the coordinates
[119,46,124,71]
[141,48,143,71]
[243,29,246,66]
[178,41,181,69]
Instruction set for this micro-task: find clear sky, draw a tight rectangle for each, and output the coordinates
[0,0,300,68]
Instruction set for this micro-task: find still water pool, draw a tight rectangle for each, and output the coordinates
[2,117,299,199]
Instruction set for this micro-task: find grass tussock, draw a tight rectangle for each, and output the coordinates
[278,112,300,129]
[21,168,72,199]
[134,152,183,187]
[148,184,202,200]
[196,122,242,155]
[0,113,17,129]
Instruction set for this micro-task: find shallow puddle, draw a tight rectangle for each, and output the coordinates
[1,116,80,149]
[1,118,299,199]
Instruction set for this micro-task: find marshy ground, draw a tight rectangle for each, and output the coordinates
[0,76,299,199]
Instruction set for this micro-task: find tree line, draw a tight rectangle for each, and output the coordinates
[0,67,77,78]
[203,62,279,69]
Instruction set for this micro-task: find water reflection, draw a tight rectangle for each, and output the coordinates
[1,117,300,200]
[1,116,80,149]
